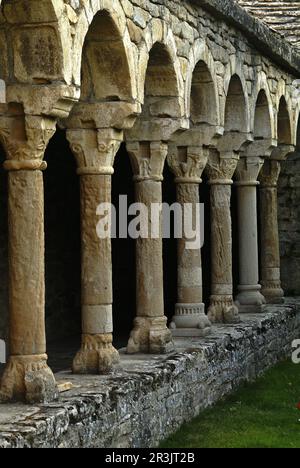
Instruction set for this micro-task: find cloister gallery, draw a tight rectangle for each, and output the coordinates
[0,0,300,448]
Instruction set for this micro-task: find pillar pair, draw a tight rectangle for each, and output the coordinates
[206,151,266,322]
[69,137,173,360]
[259,145,294,303]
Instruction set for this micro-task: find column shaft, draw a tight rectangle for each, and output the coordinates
[208,182,239,323]
[135,179,164,319]
[72,173,119,374]
[259,160,284,303]
[177,183,202,304]
[235,157,266,312]
[237,185,260,286]
[126,141,173,354]
[80,174,113,325]
[9,170,46,356]
[67,129,121,374]
[0,165,57,403]
[170,182,211,335]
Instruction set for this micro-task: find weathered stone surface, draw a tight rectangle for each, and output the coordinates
[0,302,299,448]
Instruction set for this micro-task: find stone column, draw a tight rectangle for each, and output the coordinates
[167,146,211,336]
[126,141,174,354]
[67,128,121,374]
[206,151,240,323]
[0,115,58,403]
[235,157,266,312]
[258,145,294,303]
[259,160,283,303]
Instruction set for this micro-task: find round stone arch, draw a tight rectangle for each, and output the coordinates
[251,73,276,140]
[185,39,221,126]
[72,0,137,103]
[136,19,185,118]
[0,0,72,85]
[275,80,293,145]
[223,59,251,133]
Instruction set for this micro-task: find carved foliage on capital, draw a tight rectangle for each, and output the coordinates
[205,150,239,183]
[235,157,264,184]
[127,141,168,181]
[67,129,122,175]
[0,114,56,170]
[259,160,281,188]
[167,146,208,182]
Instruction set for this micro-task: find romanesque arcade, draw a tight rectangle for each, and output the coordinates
[0,0,299,403]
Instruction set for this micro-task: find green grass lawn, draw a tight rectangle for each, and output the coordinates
[161,361,300,448]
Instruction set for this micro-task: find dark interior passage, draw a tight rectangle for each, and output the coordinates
[112,143,136,347]
[231,183,239,298]
[44,129,81,369]
[162,164,177,322]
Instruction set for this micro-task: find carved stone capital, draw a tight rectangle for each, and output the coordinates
[259,159,281,188]
[67,128,122,175]
[206,150,239,185]
[167,145,208,184]
[235,156,264,186]
[0,113,56,170]
[127,141,168,182]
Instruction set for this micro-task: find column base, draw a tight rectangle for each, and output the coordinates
[261,283,285,304]
[0,354,58,403]
[170,303,211,337]
[236,285,266,313]
[208,296,240,324]
[73,334,120,375]
[127,317,174,354]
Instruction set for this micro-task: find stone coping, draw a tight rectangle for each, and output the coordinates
[195,0,300,75]
[0,299,299,448]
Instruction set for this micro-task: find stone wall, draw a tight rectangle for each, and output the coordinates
[0,302,299,448]
[279,151,300,295]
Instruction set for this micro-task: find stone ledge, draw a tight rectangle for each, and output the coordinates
[0,299,300,448]
[195,0,300,74]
